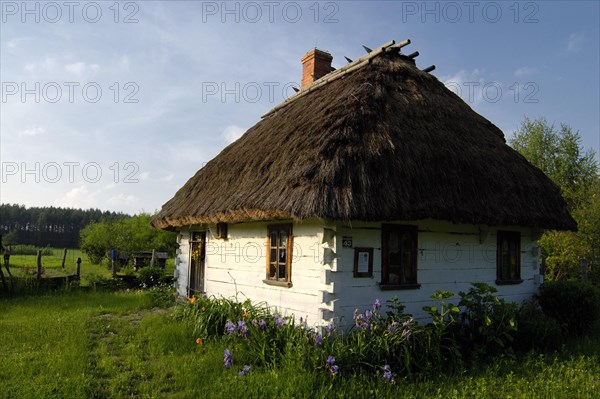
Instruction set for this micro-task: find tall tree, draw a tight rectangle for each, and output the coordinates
[510,117,599,281]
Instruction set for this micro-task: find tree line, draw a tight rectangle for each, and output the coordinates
[511,117,599,281]
[0,204,128,248]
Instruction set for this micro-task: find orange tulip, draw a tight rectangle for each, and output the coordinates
[189,297,197,304]
[196,338,203,345]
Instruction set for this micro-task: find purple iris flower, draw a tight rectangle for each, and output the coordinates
[223,349,233,368]
[373,298,382,311]
[381,364,394,383]
[238,365,251,376]
[225,321,236,335]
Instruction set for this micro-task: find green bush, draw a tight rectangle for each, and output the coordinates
[87,274,126,291]
[515,300,562,351]
[456,283,519,360]
[539,281,600,337]
[138,266,166,288]
[146,286,176,307]
[182,295,271,340]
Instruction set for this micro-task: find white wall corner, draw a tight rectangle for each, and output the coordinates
[319,308,334,322]
[319,290,337,304]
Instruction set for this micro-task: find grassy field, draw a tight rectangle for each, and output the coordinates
[4,247,175,287]
[0,290,598,398]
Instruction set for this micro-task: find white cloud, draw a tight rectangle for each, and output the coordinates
[55,186,97,209]
[222,125,246,144]
[64,61,99,76]
[20,126,46,136]
[43,57,57,70]
[567,33,584,52]
[7,37,29,48]
[514,66,539,78]
[24,63,35,72]
[442,69,488,106]
[107,193,139,206]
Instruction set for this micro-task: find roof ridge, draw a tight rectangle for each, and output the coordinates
[262,39,409,119]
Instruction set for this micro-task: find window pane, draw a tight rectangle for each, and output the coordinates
[270,231,278,247]
[279,249,286,263]
[383,226,418,285]
[280,230,287,246]
[269,263,276,279]
[278,264,286,279]
[270,249,277,264]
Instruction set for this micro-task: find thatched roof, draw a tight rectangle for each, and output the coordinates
[152,42,576,231]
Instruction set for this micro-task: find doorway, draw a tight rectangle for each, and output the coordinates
[189,231,206,296]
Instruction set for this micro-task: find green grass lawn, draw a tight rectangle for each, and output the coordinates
[4,248,175,287]
[0,290,598,398]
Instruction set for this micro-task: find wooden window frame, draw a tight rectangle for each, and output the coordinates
[496,231,523,285]
[354,247,373,278]
[263,223,293,288]
[380,224,420,290]
[216,222,228,239]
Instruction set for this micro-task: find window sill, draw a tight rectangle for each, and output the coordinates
[379,283,421,291]
[495,279,523,285]
[263,279,293,288]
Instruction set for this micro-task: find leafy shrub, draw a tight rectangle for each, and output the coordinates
[539,280,600,337]
[138,267,165,288]
[589,262,600,287]
[515,300,562,351]
[87,274,125,291]
[179,287,530,380]
[456,283,519,360]
[146,286,176,307]
[182,295,271,340]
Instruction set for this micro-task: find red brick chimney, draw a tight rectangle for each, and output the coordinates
[301,49,333,89]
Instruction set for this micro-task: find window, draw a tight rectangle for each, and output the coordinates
[381,224,419,289]
[496,231,522,284]
[216,222,228,239]
[264,224,293,287]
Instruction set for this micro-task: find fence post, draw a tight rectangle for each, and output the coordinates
[4,247,13,293]
[76,257,82,279]
[37,250,42,280]
[61,248,68,270]
[150,249,156,267]
[111,249,117,277]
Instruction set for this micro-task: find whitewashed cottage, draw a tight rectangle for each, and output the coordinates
[152,40,576,327]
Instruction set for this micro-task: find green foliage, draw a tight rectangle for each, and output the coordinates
[80,213,177,264]
[510,117,597,208]
[3,244,54,256]
[138,266,167,288]
[456,283,519,360]
[515,300,562,351]
[539,281,600,337]
[0,203,127,248]
[510,117,600,282]
[86,273,126,291]
[2,291,600,398]
[181,295,271,341]
[146,286,177,308]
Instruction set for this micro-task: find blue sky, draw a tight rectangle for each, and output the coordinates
[1,1,599,214]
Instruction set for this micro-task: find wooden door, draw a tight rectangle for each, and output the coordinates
[189,232,206,296]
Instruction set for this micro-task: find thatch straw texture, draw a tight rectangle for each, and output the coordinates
[152,51,576,231]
